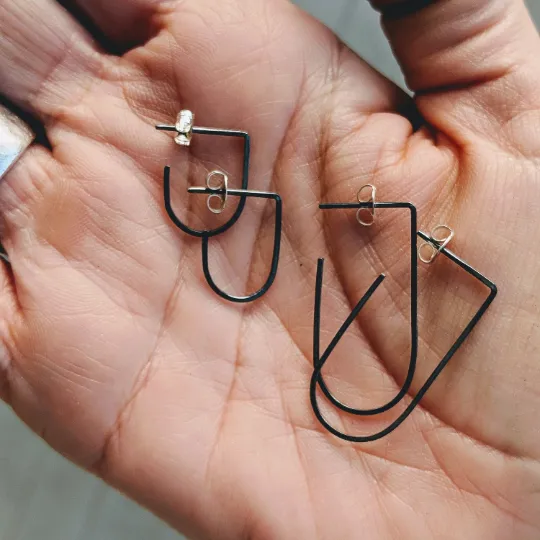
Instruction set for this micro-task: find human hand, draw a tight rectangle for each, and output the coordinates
[0,0,539,538]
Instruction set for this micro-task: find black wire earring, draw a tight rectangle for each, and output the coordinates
[311,187,497,442]
[316,185,419,416]
[156,111,282,303]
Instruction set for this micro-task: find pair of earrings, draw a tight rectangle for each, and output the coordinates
[156,110,281,303]
[156,112,497,442]
[313,187,497,442]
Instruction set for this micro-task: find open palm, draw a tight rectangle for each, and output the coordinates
[1,0,539,538]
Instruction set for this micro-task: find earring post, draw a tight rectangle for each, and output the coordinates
[155,125,177,132]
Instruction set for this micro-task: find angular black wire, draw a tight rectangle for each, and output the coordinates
[188,187,282,304]
[315,202,418,415]
[161,127,250,239]
[310,231,497,443]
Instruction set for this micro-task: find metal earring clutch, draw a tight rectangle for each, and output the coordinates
[311,187,497,442]
[156,111,281,303]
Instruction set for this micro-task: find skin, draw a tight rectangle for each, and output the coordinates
[0,0,539,538]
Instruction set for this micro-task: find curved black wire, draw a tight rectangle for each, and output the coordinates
[310,232,498,443]
[163,127,250,239]
[315,202,418,415]
[188,187,282,304]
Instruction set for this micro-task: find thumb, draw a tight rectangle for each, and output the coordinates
[371,0,540,143]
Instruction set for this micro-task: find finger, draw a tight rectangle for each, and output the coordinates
[0,0,104,120]
[371,0,540,139]
[0,258,17,403]
[59,0,168,49]
[0,140,61,403]
[0,102,38,400]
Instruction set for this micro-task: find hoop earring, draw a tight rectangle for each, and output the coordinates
[157,110,251,238]
[157,112,281,303]
[315,186,419,416]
